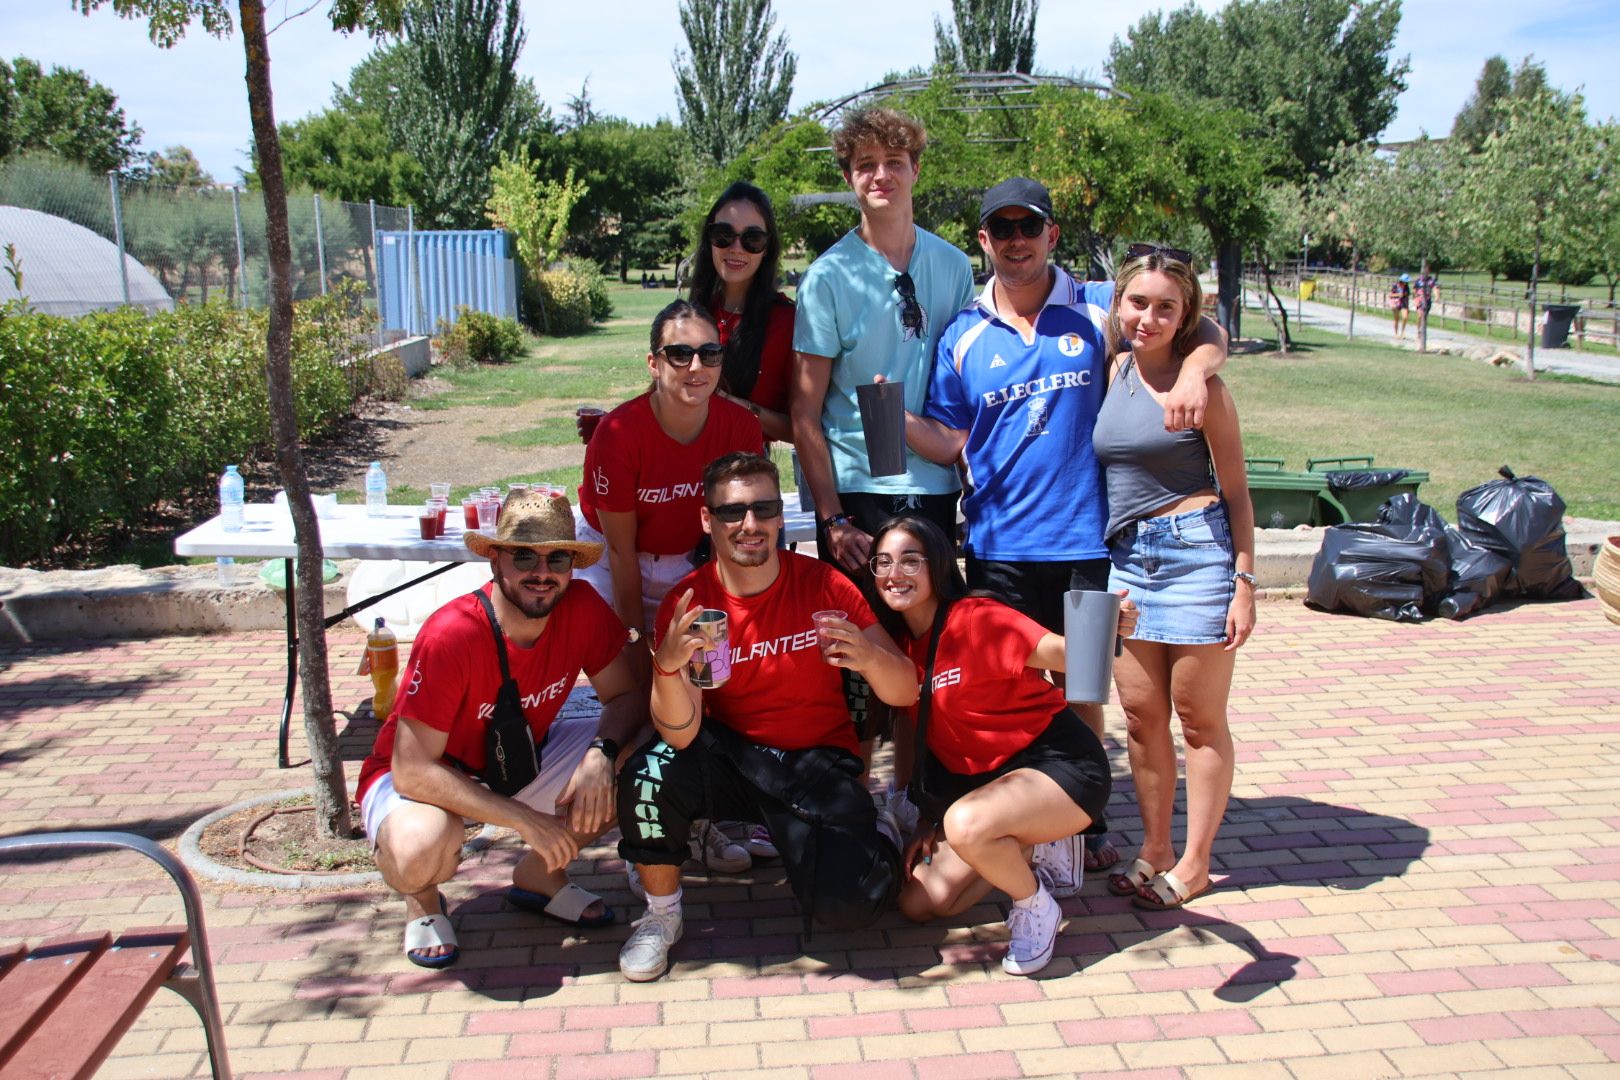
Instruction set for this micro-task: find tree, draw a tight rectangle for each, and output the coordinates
[273,104,422,208]
[1311,141,1386,339]
[933,0,1039,73]
[0,56,144,172]
[1365,136,1460,351]
[1458,86,1600,377]
[1107,0,1409,184]
[1585,122,1620,303]
[486,150,586,270]
[673,0,796,167]
[557,117,686,280]
[146,144,212,188]
[78,0,407,839]
[1451,55,1551,153]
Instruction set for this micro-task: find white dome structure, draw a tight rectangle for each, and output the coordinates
[0,205,173,316]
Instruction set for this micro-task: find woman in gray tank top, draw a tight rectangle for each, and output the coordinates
[1091,247,1256,912]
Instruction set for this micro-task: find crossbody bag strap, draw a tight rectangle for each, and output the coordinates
[472,588,512,684]
[909,601,951,819]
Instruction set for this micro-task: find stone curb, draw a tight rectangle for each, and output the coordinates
[178,787,384,890]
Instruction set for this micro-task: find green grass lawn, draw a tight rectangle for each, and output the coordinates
[1227,325,1620,520]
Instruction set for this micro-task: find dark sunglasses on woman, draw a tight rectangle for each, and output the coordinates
[708,224,770,254]
[1126,242,1194,266]
[985,215,1049,241]
[502,548,575,573]
[658,342,726,368]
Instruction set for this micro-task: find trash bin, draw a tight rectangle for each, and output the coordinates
[1245,458,1348,529]
[1541,304,1581,349]
[1299,278,1316,301]
[1306,456,1430,524]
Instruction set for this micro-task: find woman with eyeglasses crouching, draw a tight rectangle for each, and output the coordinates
[686,181,796,444]
[870,514,1136,976]
[1093,246,1255,913]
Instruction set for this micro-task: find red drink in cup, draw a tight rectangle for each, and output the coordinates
[812,610,848,662]
[462,498,479,530]
[577,406,606,444]
[417,510,438,540]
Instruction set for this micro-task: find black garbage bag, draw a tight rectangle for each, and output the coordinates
[1455,467,1584,600]
[1322,468,1412,491]
[1305,494,1450,621]
[1438,529,1513,620]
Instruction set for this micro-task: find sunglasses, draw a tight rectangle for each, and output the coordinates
[894,272,924,336]
[501,548,575,573]
[708,224,770,254]
[707,498,784,523]
[658,342,726,368]
[1126,242,1194,266]
[985,215,1049,241]
[869,553,927,577]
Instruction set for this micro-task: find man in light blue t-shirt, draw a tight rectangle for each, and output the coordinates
[790,106,974,756]
[903,176,1228,873]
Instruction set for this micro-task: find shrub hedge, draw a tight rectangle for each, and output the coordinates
[434,307,526,367]
[0,285,378,566]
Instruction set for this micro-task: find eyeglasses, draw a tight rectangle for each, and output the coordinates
[869,553,927,577]
[1126,242,1193,266]
[708,224,770,254]
[502,548,575,573]
[894,272,924,336]
[707,498,784,523]
[658,342,726,368]
[985,215,1049,241]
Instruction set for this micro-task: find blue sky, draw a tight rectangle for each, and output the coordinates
[5,0,1618,184]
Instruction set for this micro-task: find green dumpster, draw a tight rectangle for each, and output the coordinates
[1305,455,1430,524]
[1245,458,1348,528]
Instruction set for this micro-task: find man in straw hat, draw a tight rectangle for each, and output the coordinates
[355,491,644,968]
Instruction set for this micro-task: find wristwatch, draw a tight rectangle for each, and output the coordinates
[589,737,619,762]
[1233,571,1257,588]
[822,513,854,530]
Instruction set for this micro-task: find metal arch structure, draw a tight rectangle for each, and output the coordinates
[807,71,1125,127]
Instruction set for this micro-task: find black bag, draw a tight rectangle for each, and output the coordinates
[1321,468,1412,491]
[1305,494,1450,622]
[1437,526,1513,620]
[1455,467,1584,601]
[472,590,541,796]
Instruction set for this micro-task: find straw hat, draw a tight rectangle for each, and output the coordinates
[463,491,603,568]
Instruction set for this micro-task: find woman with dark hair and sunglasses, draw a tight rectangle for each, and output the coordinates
[685,181,795,443]
[869,514,1135,976]
[1094,247,1255,912]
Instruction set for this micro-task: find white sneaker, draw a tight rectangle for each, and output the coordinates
[1003,886,1060,976]
[744,824,779,860]
[625,863,645,900]
[619,906,683,982]
[689,820,751,873]
[1032,833,1084,899]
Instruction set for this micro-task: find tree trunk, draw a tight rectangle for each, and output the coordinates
[1417,255,1429,354]
[1526,220,1540,381]
[1255,247,1291,352]
[1215,237,1242,341]
[240,0,352,838]
[1348,243,1359,340]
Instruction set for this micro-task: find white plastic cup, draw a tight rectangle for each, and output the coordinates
[1064,590,1122,705]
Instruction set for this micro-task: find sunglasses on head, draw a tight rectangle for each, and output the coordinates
[658,342,726,368]
[894,272,924,334]
[707,498,784,523]
[985,215,1049,241]
[501,547,575,572]
[708,223,770,254]
[1126,242,1193,266]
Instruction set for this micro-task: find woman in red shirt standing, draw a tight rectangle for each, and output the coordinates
[872,515,1133,976]
[686,181,795,443]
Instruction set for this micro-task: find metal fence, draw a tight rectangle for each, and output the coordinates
[0,155,409,319]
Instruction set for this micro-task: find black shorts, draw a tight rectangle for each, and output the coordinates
[965,556,1111,634]
[911,709,1112,834]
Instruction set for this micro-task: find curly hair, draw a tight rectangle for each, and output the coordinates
[832,107,927,174]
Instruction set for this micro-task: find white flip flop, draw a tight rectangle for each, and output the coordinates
[403,912,459,969]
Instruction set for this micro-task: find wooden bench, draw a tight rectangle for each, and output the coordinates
[0,832,231,1079]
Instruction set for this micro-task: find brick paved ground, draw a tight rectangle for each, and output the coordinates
[1,596,1617,1078]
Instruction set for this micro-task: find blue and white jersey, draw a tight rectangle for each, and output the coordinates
[925,267,1114,561]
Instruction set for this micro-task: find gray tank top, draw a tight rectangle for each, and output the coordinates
[1093,354,1215,541]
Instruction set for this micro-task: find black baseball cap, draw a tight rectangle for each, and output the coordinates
[979,177,1053,224]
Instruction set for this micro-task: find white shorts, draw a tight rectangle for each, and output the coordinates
[572,518,695,633]
[360,711,600,847]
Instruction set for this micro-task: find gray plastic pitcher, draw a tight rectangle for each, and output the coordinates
[1064,589,1121,705]
[855,380,907,477]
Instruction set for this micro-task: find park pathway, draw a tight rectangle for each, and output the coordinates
[2,596,1619,1077]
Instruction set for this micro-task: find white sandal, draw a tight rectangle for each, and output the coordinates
[403,911,459,969]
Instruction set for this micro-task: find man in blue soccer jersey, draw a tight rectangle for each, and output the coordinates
[901,177,1229,883]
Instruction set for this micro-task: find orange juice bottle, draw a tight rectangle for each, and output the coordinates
[367,617,399,718]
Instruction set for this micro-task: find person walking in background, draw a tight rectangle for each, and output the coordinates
[1414,271,1439,341]
[1094,247,1256,912]
[1388,273,1412,340]
[686,181,796,444]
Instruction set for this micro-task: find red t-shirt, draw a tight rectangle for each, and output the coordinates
[356,582,626,802]
[713,292,796,417]
[903,596,1065,774]
[578,392,763,555]
[655,552,875,755]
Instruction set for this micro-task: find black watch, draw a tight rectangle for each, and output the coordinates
[822,513,854,530]
[589,737,619,762]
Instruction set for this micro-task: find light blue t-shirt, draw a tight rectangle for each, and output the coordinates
[793,226,974,495]
[926,268,1114,561]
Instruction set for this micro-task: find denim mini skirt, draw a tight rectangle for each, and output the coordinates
[1107,501,1236,646]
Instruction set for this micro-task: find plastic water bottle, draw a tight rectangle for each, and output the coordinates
[365,461,388,517]
[216,556,236,587]
[219,464,245,532]
[367,617,399,718]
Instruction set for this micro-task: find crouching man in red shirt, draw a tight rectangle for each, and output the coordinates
[355,492,644,969]
[615,452,921,981]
